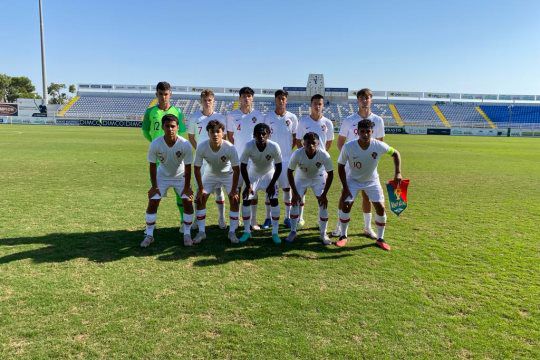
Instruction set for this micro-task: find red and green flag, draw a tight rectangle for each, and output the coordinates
[386,179,409,216]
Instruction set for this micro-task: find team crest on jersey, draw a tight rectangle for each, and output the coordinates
[158,153,165,162]
[265,154,272,161]
[315,162,322,168]
[252,117,257,123]
[220,156,227,162]
[175,151,183,158]
[371,152,378,159]
[321,125,327,132]
[285,120,290,127]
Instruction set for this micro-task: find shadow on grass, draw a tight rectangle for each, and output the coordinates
[0,225,377,266]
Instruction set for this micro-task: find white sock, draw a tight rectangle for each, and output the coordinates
[363,212,372,229]
[145,213,156,236]
[299,198,305,221]
[265,200,271,219]
[216,188,225,220]
[319,206,329,236]
[290,205,299,231]
[183,213,193,236]
[283,190,292,218]
[196,209,206,233]
[375,213,387,240]
[339,210,350,238]
[251,204,258,226]
[271,205,280,234]
[229,211,239,232]
[242,205,251,233]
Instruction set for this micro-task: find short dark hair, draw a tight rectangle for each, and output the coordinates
[275,89,288,98]
[206,119,225,132]
[310,94,324,103]
[162,114,178,125]
[239,87,255,96]
[253,123,270,136]
[356,88,373,99]
[303,132,320,142]
[156,81,171,92]
[358,119,374,129]
[200,89,215,98]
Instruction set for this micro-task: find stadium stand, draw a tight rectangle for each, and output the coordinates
[480,105,540,129]
[393,103,443,127]
[60,93,540,129]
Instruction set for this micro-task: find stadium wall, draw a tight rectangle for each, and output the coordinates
[3,116,540,137]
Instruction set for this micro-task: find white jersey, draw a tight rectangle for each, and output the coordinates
[288,148,334,180]
[226,108,265,158]
[265,111,298,159]
[240,139,282,175]
[339,112,385,141]
[337,139,394,183]
[147,136,193,181]
[296,115,334,150]
[194,140,239,176]
[187,110,227,144]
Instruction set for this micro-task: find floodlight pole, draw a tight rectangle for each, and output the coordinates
[39,0,48,106]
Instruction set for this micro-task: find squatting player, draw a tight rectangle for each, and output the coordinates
[336,119,402,251]
[193,120,241,244]
[239,123,283,244]
[226,86,266,230]
[331,88,385,239]
[286,132,334,245]
[265,89,298,229]
[295,94,334,228]
[187,89,228,229]
[142,81,187,229]
[141,114,194,248]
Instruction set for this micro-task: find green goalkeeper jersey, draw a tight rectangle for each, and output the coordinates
[141,105,187,142]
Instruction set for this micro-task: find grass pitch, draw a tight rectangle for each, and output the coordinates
[0,125,538,359]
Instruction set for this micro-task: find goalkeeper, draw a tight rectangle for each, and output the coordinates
[142,81,187,227]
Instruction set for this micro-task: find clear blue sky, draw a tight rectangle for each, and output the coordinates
[2,0,540,95]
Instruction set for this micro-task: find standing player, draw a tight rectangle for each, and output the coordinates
[331,88,385,239]
[264,89,298,229]
[295,94,334,228]
[336,119,402,251]
[239,123,283,244]
[141,114,194,248]
[187,89,228,229]
[286,132,334,245]
[142,81,187,229]
[226,86,266,230]
[193,120,241,244]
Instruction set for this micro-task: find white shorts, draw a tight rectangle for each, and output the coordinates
[200,162,224,196]
[294,172,327,197]
[152,176,187,200]
[202,171,234,195]
[246,171,278,200]
[345,179,385,203]
[277,161,290,189]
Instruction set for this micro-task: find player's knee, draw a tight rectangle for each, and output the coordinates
[372,202,385,215]
[269,198,279,207]
[243,199,252,207]
[182,199,193,213]
[147,199,160,213]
